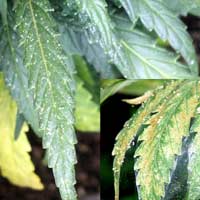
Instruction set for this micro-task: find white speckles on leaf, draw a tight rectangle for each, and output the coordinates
[113,81,200,200]
[14,0,77,199]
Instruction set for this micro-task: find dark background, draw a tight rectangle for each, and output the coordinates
[101,93,138,200]
[183,15,200,64]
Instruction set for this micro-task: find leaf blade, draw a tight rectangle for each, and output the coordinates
[113,15,194,78]
[0,73,43,190]
[15,1,77,199]
[119,0,198,74]
[135,81,199,200]
[62,0,134,78]
[187,100,200,199]
[163,0,200,16]
[112,80,183,200]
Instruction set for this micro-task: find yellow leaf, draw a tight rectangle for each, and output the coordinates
[0,73,44,190]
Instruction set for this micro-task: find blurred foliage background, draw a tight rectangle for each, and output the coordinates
[101,80,165,200]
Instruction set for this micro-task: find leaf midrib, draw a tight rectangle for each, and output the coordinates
[139,83,196,187]
[28,0,55,108]
[121,40,170,78]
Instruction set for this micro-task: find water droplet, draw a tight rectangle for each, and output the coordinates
[189,59,195,65]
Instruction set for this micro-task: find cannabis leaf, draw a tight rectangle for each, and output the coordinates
[14,1,77,199]
[187,108,200,199]
[113,15,193,78]
[59,25,119,78]
[163,0,200,16]
[53,0,198,78]
[100,79,136,103]
[119,0,198,74]
[0,73,43,190]
[135,81,199,200]
[0,16,40,134]
[112,80,182,200]
[61,0,133,78]
[113,80,200,200]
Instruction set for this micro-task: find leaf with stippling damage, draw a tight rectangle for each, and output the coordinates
[187,103,200,200]
[112,80,183,200]
[15,1,77,199]
[119,0,198,75]
[134,81,200,200]
[0,15,39,134]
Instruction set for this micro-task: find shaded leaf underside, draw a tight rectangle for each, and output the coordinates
[119,0,198,75]
[113,15,193,78]
[59,25,119,78]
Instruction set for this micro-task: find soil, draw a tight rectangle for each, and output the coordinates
[0,132,100,200]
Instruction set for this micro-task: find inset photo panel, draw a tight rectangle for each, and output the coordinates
[101,80,200,200]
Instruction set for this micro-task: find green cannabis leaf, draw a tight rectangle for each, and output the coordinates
[55,0,199,78]
[112,80,200,200]
[113,15,193,78]
[0,1,101,199]
[119,0,198,74]
[163,0,200,16]
[100,79,136,103]
[14,1,77,199]
[63,0,132,78]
